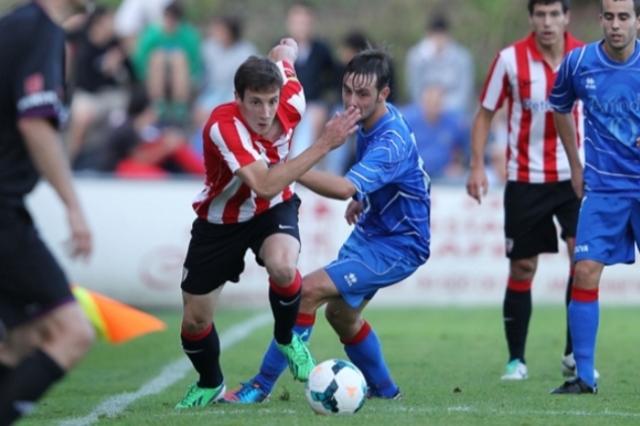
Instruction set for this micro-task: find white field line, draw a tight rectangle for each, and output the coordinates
[58,312,272,426]
[138,404,640,420]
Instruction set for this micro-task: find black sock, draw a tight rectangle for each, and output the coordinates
[503,289,532,363]
[0,350,65,425]
[181,324,223,388]
[564,275,574,356]
[269,286,301,345]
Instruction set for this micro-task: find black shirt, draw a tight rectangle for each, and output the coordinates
[0,2,65,206]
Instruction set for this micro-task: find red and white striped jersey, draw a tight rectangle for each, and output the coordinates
[480,32,584,183]
[193,60,306,224]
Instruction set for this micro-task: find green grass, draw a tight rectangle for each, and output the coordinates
[19,307,640,426]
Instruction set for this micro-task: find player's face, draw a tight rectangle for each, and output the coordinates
[529,2,569,49]
[600,0,640,57]
[342,73,389,128]
[236,88,280,136]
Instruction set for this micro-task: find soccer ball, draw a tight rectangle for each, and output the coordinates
[304,359,368,415]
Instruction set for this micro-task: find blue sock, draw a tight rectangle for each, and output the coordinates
[343,321,398,398]
[569,296,599,387]
[252,315,315,393]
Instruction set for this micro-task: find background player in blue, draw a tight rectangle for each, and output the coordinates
[0,0,95,423]
[549,0,640,394]
[224,49,430,403]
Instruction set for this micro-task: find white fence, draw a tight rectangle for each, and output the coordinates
[27,178,640,307]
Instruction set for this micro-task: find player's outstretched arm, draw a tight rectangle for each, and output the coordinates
[298,170,356,200]
[466,106,495,204]
[553,111,584,198]
[18,118,92,259]
[236,107,361,200]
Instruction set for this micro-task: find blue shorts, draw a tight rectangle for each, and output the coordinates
[324,232,422,308]
[574,194,640,265]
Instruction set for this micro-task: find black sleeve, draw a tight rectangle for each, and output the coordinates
[14,27,65,124]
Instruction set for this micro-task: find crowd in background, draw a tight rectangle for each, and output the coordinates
[58,0,508,184]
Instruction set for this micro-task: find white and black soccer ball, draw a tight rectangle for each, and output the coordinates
[304,359,368,415]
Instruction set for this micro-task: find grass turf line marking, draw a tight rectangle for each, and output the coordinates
[58,311,272,426]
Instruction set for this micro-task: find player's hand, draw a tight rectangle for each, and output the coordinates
[345,200,363,225]
[268,38,298,63]
[570,167,584,199]
[66,206,92,260]
[317,106,361,150]
[466,166,489,204]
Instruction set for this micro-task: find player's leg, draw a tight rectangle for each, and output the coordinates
[502,182,559,380]
[176,218,247,408]
[502,256,536,380]
[0,212,94,422]
[552,180,581,374]
[225,268,330,403]
[552,195,634,394]
[324,299,400,399]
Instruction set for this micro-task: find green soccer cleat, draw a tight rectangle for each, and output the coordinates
[175,383,226,409]
[277,332,315,382]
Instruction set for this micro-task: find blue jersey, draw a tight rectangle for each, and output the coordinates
[344,103,431,264]
[550,40,640,196]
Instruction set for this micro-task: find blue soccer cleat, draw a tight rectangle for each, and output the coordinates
[223,381,270,404]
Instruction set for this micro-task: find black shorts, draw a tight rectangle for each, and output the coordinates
[0,206,73,329]
[181,195,301,295]
[504,181,579,259]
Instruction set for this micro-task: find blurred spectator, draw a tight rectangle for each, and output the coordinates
[114,0,172,54]
[286,1,337,157]
[67,6,133,164]
[401,85,470,181]
[194,15,258,127]
[105,86,204,178]
[133,1,201,126]
[405,12,474,115]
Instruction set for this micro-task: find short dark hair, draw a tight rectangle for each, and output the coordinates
[234,56,283,99]
[342,31,370,53]
[527,0,570,15]
[427,12,449,32]
[164,1,184,20]
[216,16,243,43]
[343,49,391,92]
[127,85,150,117]
[600,0,640,15]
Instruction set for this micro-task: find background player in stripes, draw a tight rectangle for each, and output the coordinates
[550,0,640,395]
[0,0,95,424]
[466,0,586,381]
[175,37,361,409]
[224,49,430,404]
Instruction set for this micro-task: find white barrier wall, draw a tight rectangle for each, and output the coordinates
[27,178,640,307]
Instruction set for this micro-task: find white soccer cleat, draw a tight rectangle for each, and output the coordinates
[501,359,528,380]
[561,353,600,380]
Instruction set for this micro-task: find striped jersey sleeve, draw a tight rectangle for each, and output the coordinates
[277,60,306,124]
[480,52,509,111]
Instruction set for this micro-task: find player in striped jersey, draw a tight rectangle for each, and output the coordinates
[551,0,640,395]
[224,49,430,404]
[175,38,361,409]
[466,0,585,381]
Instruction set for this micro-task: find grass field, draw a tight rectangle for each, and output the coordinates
[18,306,640,426]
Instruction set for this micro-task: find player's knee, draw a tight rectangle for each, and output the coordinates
[181,316,211,335]
[573,261,601,289]
[510,258,536,279]
[267,263,297,286]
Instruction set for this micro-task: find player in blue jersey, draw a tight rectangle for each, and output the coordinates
[223,49,430,403]
[549,0,640,394]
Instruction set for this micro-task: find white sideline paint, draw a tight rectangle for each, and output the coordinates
[58,312,272,426]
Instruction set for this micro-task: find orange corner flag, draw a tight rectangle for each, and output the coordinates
[72,286,166,344]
